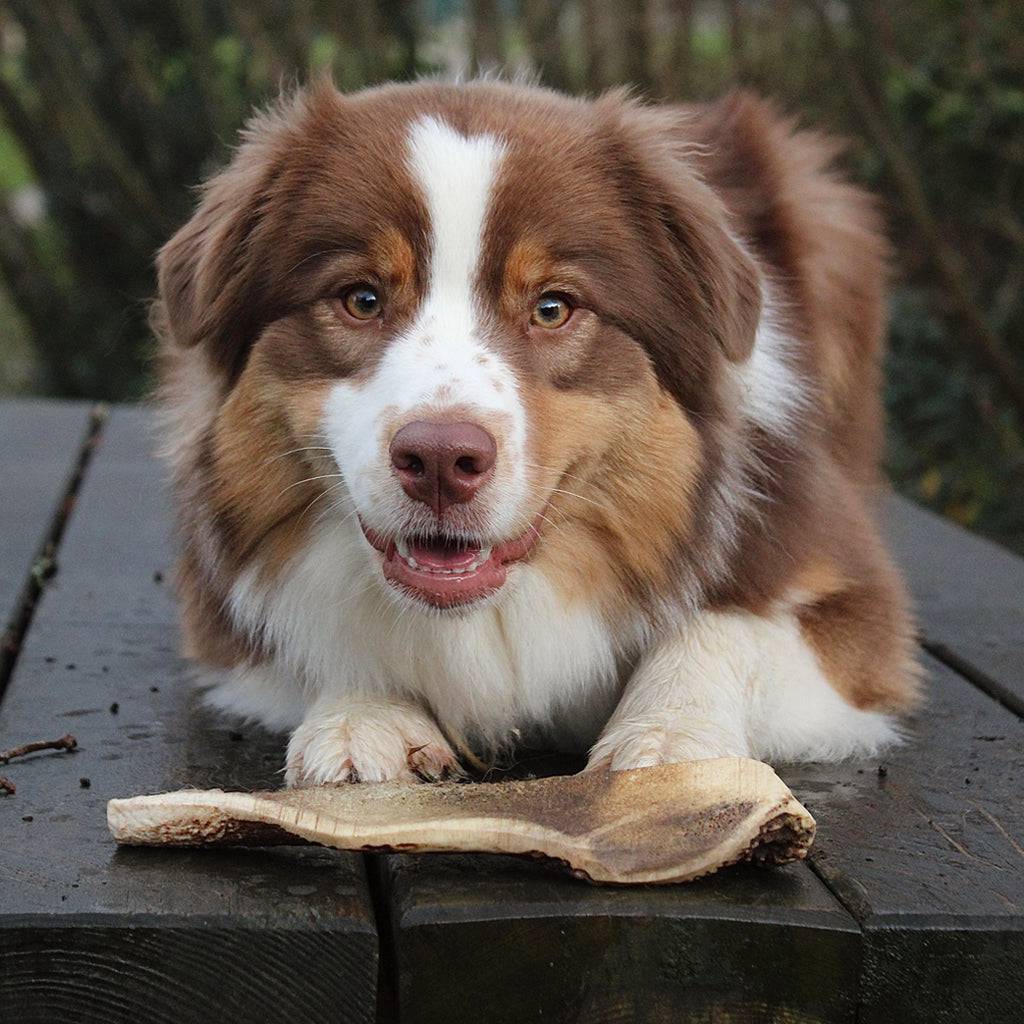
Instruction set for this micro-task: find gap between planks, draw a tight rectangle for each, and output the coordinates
[364,853,400,1024]
[0,403,107,702]
[921,639,1024,720]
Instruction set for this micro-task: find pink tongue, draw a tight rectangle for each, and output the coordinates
[408,542,483,571]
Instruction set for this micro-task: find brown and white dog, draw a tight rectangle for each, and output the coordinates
[154,79,919,786]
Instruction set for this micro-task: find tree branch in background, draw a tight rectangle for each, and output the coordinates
[805,0,1024,422]
[848,0,891,112]
[168,0,229,139]
[469,0,506,73]
[349,1,387,85]
[0,205,80,394]
[12,0,170,231]
[578,0,611,93]
[619,0,652,93]
[282,0,316,75]
[725,0,747,78]
[226,1,288,85]
[69,0,174,189]
[377,0,419,80]
[521,0,569,90]
[0,76,49,183]
[84,0,163,109]
[661,0,695,100]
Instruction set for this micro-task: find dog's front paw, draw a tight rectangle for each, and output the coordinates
[586,716,749,772]
[285,701,460,786]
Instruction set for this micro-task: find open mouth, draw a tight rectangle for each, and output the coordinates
[361,521,541,608]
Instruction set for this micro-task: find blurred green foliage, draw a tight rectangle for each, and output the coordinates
[0,0,1021,552]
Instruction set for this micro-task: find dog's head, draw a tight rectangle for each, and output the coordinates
[158,80,762,614]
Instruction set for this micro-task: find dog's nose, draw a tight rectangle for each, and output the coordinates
[390,421,497,514]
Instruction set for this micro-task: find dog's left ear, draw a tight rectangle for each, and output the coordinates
[608,98,762,363]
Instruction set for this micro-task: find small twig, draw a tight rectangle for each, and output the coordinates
[0,776,15,795]
[0,733,77,764]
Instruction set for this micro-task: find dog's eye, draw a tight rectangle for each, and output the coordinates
[531,294,572,329]
[342,285,383,321]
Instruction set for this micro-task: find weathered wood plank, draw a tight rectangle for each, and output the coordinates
[0,399,94,686]
[385,498,1024,1023]
[886,494,1024,715]
[8,408,1017,1023]
[382,753,860,1023]
[0,406,378,1024]
[781,652,1024,1024]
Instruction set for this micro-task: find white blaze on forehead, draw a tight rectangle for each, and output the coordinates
[323,115,531,541]
[407,116,506,321]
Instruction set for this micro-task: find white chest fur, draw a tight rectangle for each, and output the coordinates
[223,520,625,750]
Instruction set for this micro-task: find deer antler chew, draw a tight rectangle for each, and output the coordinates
[107,757,814,885]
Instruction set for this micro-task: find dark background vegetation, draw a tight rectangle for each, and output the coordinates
[0,1,1022,553]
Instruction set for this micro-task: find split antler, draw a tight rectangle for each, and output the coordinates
[108,757,814,885]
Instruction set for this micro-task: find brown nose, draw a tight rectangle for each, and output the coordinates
[390,421,497,514]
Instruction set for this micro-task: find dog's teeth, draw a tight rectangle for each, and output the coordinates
[467,545,492,570]
[395,537,419,568]
[391,538,494,575]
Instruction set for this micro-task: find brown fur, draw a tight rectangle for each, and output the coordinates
[689,91,890,484]
[155,78,918,719]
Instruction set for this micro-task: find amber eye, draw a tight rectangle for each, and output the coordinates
[530,293,572,329]
[342,285,383,321]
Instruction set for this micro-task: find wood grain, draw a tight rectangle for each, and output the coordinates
[780,651,1024,1024]
[0,406,378,1024]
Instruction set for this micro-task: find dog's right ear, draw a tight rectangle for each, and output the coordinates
[156,139,275,380]
[155,86,329,380]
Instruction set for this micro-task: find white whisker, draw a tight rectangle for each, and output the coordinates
[274,473,345,502]
[264,446,334,465]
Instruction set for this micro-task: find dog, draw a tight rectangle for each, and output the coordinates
[154,78,919,786]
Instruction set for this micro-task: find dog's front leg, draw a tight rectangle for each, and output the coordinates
[285,697,460,786]
[587,612,757,771]
[589,607,902,771]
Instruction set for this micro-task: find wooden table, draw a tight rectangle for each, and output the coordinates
[1,399,1022,1024]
